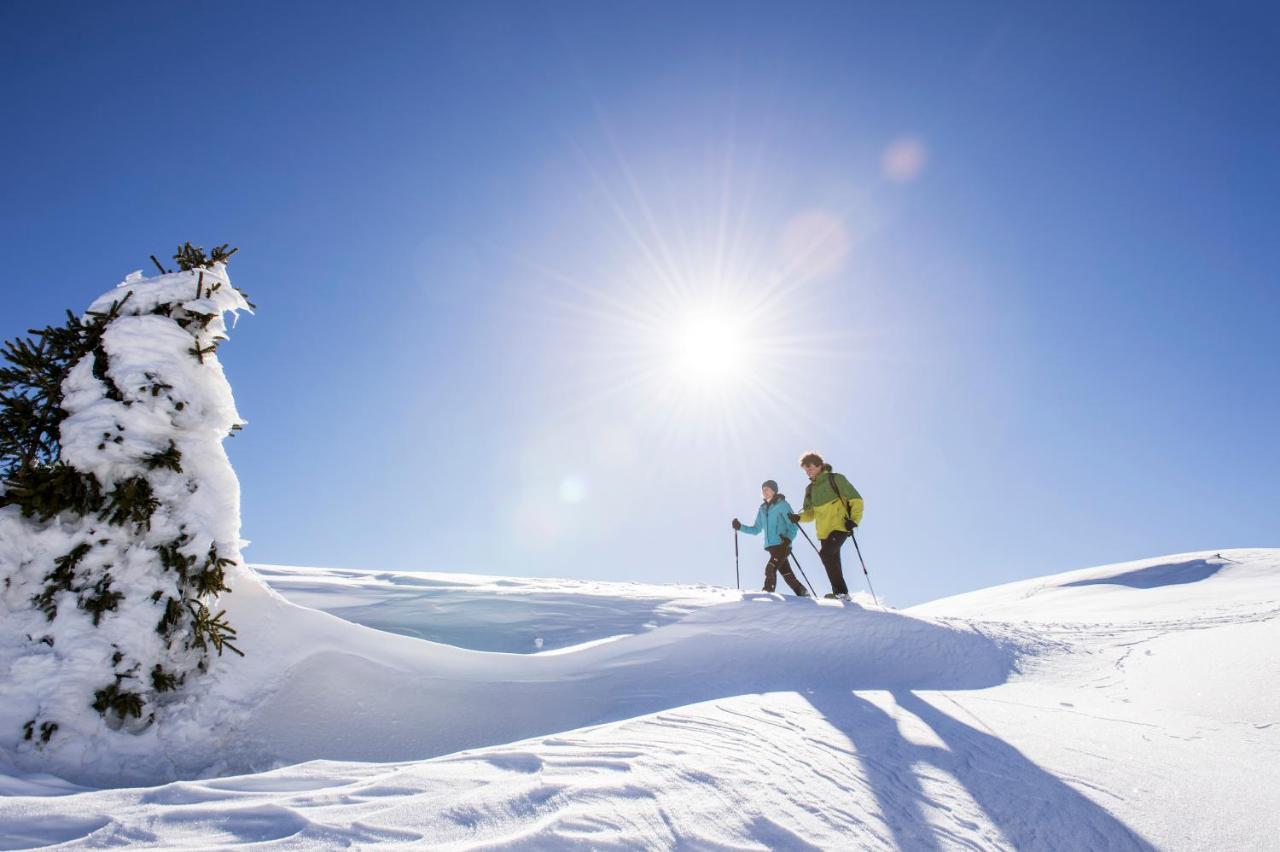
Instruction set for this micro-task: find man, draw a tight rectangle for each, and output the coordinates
[789,451,863,599]
[733,480,808,596]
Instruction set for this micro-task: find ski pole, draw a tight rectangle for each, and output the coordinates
[794,526,827,597]
[799,523,877,604]
[788,551,818,598]
[796,524,822,557]
[733,530,740,590]
[849,529,879,606]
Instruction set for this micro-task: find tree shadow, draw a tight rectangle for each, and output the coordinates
[804,689,1155,851]
[1059,558,1221,590]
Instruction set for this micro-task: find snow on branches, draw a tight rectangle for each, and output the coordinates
[0,245,253,753]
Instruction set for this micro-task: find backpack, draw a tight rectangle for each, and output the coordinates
[820,471,859,529]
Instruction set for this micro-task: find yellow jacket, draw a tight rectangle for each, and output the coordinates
[799,465,864,540]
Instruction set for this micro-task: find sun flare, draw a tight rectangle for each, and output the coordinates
[508,122,870,456]
[667,309,751,386]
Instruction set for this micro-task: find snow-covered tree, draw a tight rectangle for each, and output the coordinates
[0,245,253,750]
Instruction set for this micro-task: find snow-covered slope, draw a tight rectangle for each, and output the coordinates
[1,548,1277,850]
[910,549,1277,624]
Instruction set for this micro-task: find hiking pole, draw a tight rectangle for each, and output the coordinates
[793,525,826,597]
[788,551,818,598]
[798,523,875,603]
[796,524,822,557]
[733,530,740,590]
[849,529,879,606]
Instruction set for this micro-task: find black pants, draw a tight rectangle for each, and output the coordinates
[819,532,850,596]
[763,545,807,595]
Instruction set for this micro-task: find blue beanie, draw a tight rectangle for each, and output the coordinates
[761,479,779,492]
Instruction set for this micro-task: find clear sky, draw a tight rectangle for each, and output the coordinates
[3,2,1276,606]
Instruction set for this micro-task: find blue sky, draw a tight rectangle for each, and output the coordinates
[3,2,1276,606]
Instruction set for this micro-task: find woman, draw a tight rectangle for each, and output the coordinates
[733,480,808,596]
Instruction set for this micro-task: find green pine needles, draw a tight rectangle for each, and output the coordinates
[0,299,122,471]
[174,241,237,272]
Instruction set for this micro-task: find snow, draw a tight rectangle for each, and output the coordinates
[909,549,1278,624]
[1,547,1276,848]
[253,565,741,653]
[0,263,254,775]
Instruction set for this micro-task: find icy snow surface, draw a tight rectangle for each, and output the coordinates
[1,548,1277,849]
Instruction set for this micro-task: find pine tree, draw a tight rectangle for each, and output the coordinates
[0,245,253,747]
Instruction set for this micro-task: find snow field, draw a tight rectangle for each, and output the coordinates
[0,548,1277,849]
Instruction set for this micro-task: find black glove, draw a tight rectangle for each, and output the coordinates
[780,535,791,546]
[732,519,741,530]
[845,518,857,531]
[788,513,800,523]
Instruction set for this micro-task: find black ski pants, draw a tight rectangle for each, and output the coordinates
[819,531,850,596]
[763,544,807,595]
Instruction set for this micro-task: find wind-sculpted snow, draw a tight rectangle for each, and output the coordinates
[909,548,1279,624]
[234,593,1018,768]
[0,691,1157,850]
[254,565,740,652]
[1,548,1276,849]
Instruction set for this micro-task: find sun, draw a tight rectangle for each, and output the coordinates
[666,308,751,387]
[501,122,867,454]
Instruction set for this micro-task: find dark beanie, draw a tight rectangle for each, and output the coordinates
[761,479,779,492]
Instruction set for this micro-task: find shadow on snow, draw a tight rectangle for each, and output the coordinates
[805,689,1155,851]
[1059,558,1222,590]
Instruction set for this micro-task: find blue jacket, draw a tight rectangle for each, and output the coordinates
[740,495,799,548]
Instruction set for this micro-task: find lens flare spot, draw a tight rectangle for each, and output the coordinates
[781,211,851,281]
[559,476,587,504]
[882,136,927,182]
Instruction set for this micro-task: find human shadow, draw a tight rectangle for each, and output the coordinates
[1059,558,1221,590]
[804,689,1155,851]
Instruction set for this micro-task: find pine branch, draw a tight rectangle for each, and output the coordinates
[142,440,182,473]
[187,602,244,657]
[173,242,238,272]
[99,476,158,529]
[92,683,144,720]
